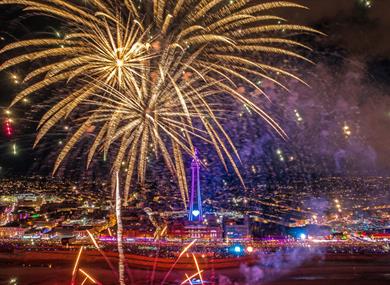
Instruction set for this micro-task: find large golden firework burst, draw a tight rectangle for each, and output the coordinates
[0,0,322,206]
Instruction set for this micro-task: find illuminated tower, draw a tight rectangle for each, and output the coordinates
[188,149,203,222]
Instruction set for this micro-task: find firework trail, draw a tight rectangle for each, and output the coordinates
[114,172,126,285]
[86,230,118,278]
[161,239,197,285]
[79,268,102,285]
[71,246,83,285]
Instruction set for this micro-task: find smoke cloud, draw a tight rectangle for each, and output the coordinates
[218,247,324,285]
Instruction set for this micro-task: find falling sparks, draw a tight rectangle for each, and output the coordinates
[71,246,83,285]
[86,230,118,278]
[251,165,257,174]
[179,239,197,259]
[276,148,285,161]
[12,143,17,155]
[181,254,204,285]
[294,109,303,122]
[80,277,89,285]
[115,173,125,285]
[183,274,194,285]
[11,74,19,84]
[161,239,197,285]
[79,268,101,285]
[181,271,204,285]
[86,230,99,249]
[343,124,352,138]
[192,254,204,285]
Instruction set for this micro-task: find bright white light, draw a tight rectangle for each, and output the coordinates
[234,246,241,253]
[300,233,307,240]
[246,246,254,253]
[116,59,124,67]
[192,210,200,217]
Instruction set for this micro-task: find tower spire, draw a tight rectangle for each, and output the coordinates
[188,148,203,222]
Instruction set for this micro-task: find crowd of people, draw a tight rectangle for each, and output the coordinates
[1,239,389,258]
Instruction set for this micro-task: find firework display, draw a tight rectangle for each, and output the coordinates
[2,2,389,285]
[0,1,320,205]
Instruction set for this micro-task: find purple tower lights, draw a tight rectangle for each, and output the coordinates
[188,149,203,222]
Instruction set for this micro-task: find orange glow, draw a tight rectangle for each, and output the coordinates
[161,239,197,285]
[179,239,197,259]
[184,274,193,285]
[79,268,98,284]
[72,246,83,277]
[247,246,254,253]
[86,230,99,249]
[192,254,204,285]
[181,271,204,285]
[80,277,89,285]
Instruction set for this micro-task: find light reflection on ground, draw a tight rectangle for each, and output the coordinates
[1,255,390,285]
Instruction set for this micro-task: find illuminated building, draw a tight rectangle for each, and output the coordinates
[168,220,223,241]
[0,225,27,238]
[224,216,251,241]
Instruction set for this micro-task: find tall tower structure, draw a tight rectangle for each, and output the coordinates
[188,149,203,222]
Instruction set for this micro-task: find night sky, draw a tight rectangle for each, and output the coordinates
[0,0,389,180]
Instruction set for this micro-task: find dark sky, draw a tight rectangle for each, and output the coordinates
[0,0,389,178]
[296,0,390,57]
[295,0,390,174]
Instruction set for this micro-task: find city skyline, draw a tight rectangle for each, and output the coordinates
[0,1,389,285]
